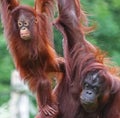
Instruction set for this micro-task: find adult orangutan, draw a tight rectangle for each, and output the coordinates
[0,0,64,117]
[54,0,120,118]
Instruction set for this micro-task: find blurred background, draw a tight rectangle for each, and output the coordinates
[0,0,120,118]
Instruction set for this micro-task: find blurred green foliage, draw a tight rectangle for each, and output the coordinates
[0,0,120,107]
[81,0,120,60]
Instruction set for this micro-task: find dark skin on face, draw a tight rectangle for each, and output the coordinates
[18,20,31,40]
[80,72,104,112]
[17,11,37,40]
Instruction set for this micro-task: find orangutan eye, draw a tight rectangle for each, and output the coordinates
[18,21,23,27]
[24,21,29,26]
[84,83,89,88]
[93,86,98,92]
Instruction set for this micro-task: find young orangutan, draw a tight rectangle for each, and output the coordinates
[0,0,64,117]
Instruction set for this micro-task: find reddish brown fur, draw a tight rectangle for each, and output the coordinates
[0,0,64,117]
[54,0,120,118]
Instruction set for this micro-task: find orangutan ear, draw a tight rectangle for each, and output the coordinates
[35,18,38,24]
